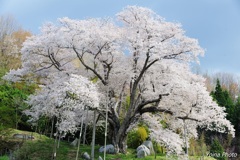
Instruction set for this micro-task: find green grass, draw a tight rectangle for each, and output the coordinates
[1,129,216,160]
[0,155,9,160]
[13,139,217,160]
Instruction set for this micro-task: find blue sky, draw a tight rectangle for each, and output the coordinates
[1,0,240,75]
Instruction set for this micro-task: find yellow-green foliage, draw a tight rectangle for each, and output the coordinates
[189,138,198,156]
[90,76,98,83]
[0,125,13,140]
[152,140,166,155]
[123,96,131,110]
[160,120,168,129]
[119,96,131,122]
[138,126,148,142]
[189,133,208,157]
[127,125,149,148]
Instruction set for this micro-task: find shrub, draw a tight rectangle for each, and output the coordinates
[127,126,148,149]
[152,140,166,156]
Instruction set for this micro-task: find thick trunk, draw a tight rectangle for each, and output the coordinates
[111,114,133,153]
[112,129,128,153]
[117,134,127,153]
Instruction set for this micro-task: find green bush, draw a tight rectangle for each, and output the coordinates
[127,126,149,149]
[0,81,36,130]
[152,140,166,155]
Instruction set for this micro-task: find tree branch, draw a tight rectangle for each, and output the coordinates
[140,107,173,115]
[163,50,191,59]
[72,46,107,85]
[136,93,169,113]
[177,116,199,122]
[117,81,127,115]
[94,42,108,59]
[47,48,63,71]
[35,64,54,72]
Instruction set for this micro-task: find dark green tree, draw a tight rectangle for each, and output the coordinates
[0,80,36,130]
[230,97,240,136]
[207,79,235,152]
[210,138,226,160]
[211,79,225,107]
[211,79,235,124]
[211,79,234,109]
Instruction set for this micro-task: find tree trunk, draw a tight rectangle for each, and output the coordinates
[57,133,61,148]
[112,128,128,153]
[50,117,54,139]
[83,108,89,145]
[52,131,58,160]
[111,114,133,153]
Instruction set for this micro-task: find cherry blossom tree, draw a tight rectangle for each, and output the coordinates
[24,73,99,159]
[3,6,234,154]
[24,73,99,136]
[142,61,234,154]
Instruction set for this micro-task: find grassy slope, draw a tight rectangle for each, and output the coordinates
[1,129,216,160]
[10,129,49,140]
[14,140,217,160]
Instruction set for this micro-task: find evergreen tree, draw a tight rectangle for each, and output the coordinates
[211,79,234,109]
[211,79,225,107]
[231,97,240,136]
[208,79,235,152]
[210,138,227,160]
[211,79,234,121]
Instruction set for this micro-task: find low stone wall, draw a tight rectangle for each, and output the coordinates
[12,134,34,140]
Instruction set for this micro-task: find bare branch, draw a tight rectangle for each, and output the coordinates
[136,93,169,112]
[47,48,63,71]
[94,42,108,59]
[117,81,127,115]
[35,64,54,72]
[161,34,175,43]
[163,50,191,59]
[140,107,173,115]
[73,46,107,85]
[177,116,199,122]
